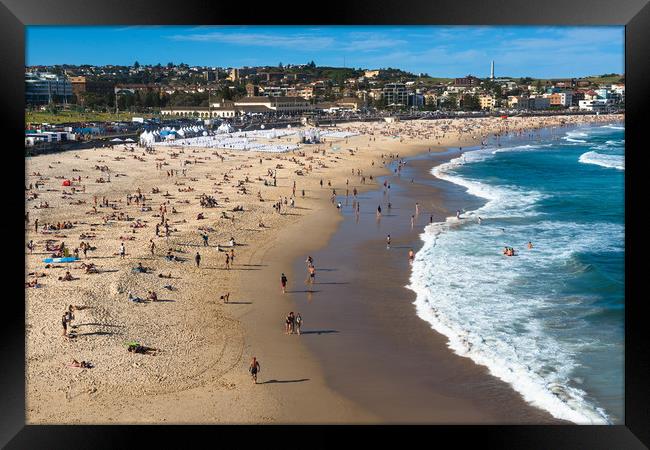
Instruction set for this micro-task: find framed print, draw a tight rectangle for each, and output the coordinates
[1,0,648,448]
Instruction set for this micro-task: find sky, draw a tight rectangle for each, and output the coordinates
[26,26,624,78]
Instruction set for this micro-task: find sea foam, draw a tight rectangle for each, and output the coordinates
[406,140,618,424]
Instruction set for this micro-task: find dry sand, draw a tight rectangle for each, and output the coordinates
[25,114,622,423]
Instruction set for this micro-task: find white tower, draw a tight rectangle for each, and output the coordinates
[490,60,495,80]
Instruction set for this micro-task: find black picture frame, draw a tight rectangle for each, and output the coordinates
[2,0,647,448]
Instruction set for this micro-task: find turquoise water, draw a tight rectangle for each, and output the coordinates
[407,123,624,424]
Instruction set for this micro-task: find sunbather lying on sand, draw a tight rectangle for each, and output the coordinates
[127,343,158,355]
[67,359,93,369]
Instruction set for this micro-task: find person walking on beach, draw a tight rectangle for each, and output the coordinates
[225,253,230,270]
[281,273,288,293]
[386,234,391,249]
[230,249,235,266]
[195,251,201,268]
[249,357,261,384]
[61,313,68,337]
[285,313,291,334]
[119,243,126,259]
[202,233,209,247]
[307,265,316,285]
[150,239,155,256]
[295,313,303,335]
[408,248,415,263]
[377,205,382,217]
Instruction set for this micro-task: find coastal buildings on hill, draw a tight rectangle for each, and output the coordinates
[25,61,625,118]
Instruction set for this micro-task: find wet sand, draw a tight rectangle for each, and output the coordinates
[285,149,566,423]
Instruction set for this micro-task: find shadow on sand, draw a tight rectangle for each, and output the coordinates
[300,330,339,335]
[259,378,309,384]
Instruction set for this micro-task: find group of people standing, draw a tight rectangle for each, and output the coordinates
[285,311,303,335]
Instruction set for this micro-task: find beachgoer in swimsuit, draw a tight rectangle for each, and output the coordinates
[249,357,261,384]
[295,313,302,335]
[281,273,288,293]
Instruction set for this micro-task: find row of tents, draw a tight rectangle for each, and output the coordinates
[138,123,239,146]
[139,125,208,146]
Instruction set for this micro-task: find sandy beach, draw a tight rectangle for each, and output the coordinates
[25,113,622,423]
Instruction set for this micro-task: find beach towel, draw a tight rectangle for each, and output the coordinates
[42,257,79,263]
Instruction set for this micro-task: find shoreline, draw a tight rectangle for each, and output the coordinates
[279,120,622,423]
[25,114,622,423]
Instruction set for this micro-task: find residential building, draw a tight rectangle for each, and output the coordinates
[578,99,611,111]
[364,70,383,78]
[25,72,73,105]
[507,95,523,108]
[454,75,481,87]
[479,94,496,110]
[114,84,159,95]
[549,92,573,107]
[528,96,551,110]
[68,76,114,103]
[245,83,259,97]
[335,97,365,111]
[424,92,438,107]
[258,72,284,83]
[408,92,424,107]
[260,86,285,97]
[383,83,409,106]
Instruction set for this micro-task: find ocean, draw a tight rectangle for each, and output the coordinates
[407,122,625,424]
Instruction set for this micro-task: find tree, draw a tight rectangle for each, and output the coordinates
[441,94,458,110]
[134,61,140,69]
[461,94,480,111]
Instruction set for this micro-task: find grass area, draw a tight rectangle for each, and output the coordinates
[420,77,454,85]
[582,75,625,84]
[25,110,160,125]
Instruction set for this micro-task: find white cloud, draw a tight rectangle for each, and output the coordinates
[168,32,335,50]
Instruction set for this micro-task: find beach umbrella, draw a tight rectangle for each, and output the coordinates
[111,138,123,142]
[124,138,135,142]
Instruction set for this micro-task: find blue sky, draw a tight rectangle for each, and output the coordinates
[26,26,624,78]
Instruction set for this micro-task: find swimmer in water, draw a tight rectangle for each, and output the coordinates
[527,241,533,249]
[408,248,415,262]
[477,216,482,224]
